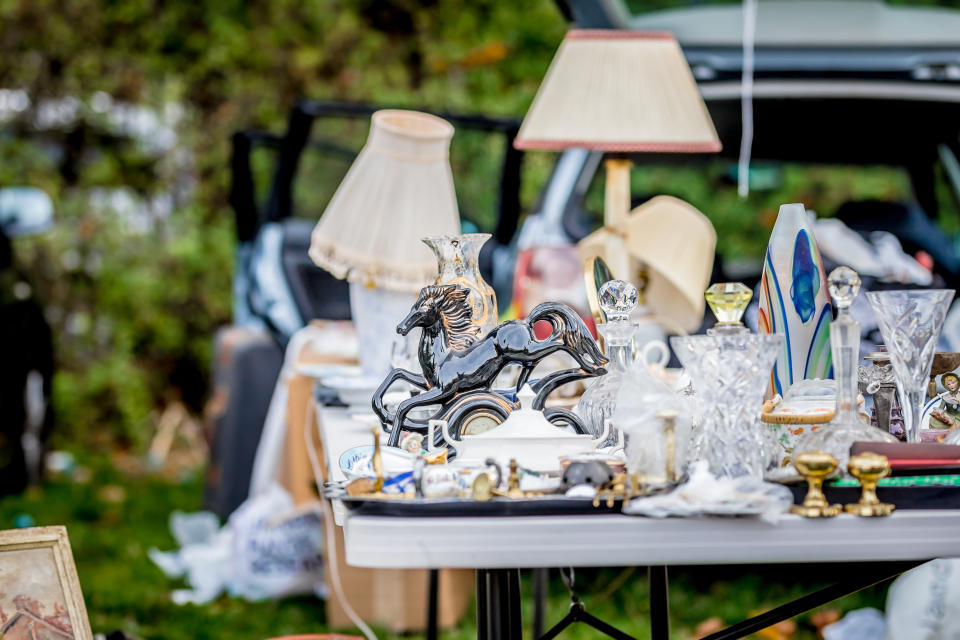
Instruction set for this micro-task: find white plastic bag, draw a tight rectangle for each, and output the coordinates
[149,483,325,604]
[885,559,960,640]
[229,484,325,601]
[822,607,886,640]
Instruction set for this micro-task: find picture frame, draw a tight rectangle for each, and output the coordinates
[0,525,93,640]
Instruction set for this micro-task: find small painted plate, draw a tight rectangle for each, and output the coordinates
[338,445,416,481]
[322,374,382,407]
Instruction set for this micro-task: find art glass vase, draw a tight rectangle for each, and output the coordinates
[866,289,955,443]
[757,203,833,396]
[422,233,498,337]
[671,332,783,479]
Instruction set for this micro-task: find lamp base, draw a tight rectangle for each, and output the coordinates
[349,282,416,379]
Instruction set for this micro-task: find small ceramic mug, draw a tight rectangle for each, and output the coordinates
[414,460,501,498]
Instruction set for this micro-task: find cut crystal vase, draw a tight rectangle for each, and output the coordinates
[670,332,783,479]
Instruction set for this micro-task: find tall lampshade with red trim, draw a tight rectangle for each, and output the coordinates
[514,30,720,154]
[514,30,721,330]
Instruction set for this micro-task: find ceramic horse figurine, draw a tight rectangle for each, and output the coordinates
[374,285,608,447]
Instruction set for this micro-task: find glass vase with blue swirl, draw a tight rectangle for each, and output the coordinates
[758,203,833,397]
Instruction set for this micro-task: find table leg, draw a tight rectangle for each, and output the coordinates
[476,568,523,640]
[648,565,669,640]
[427,569,438,640]
[532,567,548,638]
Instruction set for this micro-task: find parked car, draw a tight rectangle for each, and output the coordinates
[518,0,960,290]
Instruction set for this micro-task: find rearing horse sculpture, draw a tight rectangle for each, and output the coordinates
[374,285,608,447]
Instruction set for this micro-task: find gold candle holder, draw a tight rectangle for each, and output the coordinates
[845,452,895,517]
[372,425,384,493]
[658,409,679,484]
[791,451,842,518]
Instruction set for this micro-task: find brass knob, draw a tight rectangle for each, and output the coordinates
[790,451,842,518]
[845,452,895,517]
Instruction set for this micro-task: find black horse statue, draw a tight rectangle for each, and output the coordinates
[373,285,608,447]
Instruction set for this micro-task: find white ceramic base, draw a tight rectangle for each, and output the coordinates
[349,281,416,379]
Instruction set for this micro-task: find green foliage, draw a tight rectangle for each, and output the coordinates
[0,0,568,445]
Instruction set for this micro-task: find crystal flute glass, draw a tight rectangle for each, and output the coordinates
[865,289,955,443]
[670,332,783,479]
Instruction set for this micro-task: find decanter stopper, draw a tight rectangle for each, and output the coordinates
[828,266,860,318]
[599,280,638,323]
[598,280,639,348]
[705,282,752,334]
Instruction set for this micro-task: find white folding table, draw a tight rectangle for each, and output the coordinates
[321,407,960,640]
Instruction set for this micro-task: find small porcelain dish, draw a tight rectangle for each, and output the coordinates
[338,445,416,481]
[296,363,361,379]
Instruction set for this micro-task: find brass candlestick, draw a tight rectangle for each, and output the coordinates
[845,452,895,517]
[372,426,384,493]
[791,451,842,518]
[658,409,679,484]
[490,458,526,499]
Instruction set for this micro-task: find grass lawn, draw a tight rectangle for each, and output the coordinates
[0,453,893,640]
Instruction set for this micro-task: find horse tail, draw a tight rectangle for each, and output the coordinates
[526,302,608,372]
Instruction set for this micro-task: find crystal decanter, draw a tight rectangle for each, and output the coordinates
[575,279,639,447]
[794,267,897,470]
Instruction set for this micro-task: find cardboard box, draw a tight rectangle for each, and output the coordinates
[279,336,473,633]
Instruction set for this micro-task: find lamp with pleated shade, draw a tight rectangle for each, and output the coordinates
[515,30,721,331]
[310,109,461,376]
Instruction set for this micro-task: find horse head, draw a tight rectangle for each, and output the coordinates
[397,285,479,350]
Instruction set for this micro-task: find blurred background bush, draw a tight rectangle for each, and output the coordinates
[0,0,567,446]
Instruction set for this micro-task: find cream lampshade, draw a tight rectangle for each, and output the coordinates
[514,30,720,331]
[579,196,716,332]
[309,109,460,293]
[309,110,461,377]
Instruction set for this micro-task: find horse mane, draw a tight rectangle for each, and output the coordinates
[422,285,480,351]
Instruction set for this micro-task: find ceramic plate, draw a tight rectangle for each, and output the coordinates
[321,374,382,407]
[338,445,416,481]
[296,363,361,379]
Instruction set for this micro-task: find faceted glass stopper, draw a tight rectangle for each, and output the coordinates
[828,266,861,311]
[598,279,638,323]
[705,282,752,325]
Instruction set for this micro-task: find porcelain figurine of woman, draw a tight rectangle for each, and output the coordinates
[930,372,960,429]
